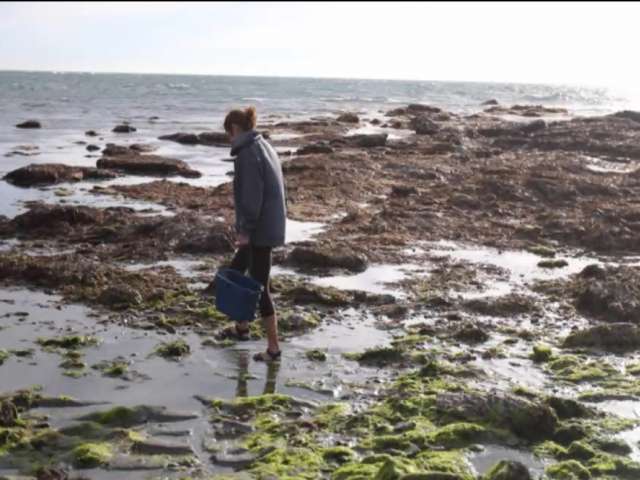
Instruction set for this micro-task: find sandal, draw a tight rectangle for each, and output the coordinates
[215,324,251,341]
[253,349,282,362]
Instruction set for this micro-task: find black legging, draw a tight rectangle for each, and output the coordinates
[229,244,274,319]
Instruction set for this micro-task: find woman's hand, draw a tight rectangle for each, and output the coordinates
[236,232,250,248]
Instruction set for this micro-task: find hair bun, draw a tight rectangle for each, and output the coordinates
[244,106,257,129]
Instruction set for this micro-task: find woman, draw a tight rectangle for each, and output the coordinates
[222,106,286,362]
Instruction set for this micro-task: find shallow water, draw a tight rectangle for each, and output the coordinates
[468,445,546,477]
[0,287,389,477]
[272,263,424,299]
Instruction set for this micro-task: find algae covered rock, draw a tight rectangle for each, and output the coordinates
[344,346,408,367]
[435,390,558,441]
[562,322,640,350]
[545,459,591,479]
[78,405,198,428]
[483,460,532,480]
[286,246,368,273]
[337,113,360,123]
[463,294,537,317]
[574,266,640,323]
[4,163,116,187]
[531,343,553,362]
[0,400,19,427]
[71,442,113,468]
[306,349,328,362]
[154,339,191,359]
[97,285,143,309]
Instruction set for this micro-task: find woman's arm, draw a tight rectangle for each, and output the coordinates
[235,149,265,237]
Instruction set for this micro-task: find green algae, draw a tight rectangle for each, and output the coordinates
[374,457,418,479]
[36,334,98,350]
[83,406,146,428]
[483,460,532,480]
[211,394,315,420]
[546,355,618,383]
[528,245,557,258]
[415,451,474,480]
[154,339,191,359]
[71,442,113,468]
[426,422,486,449]
[92,360,128,377]
[333,462,381,480]
[531,343,552,363]
[0,350,9,365]
[538,259,569,269]
[60,421,110,440]
[62,368,88,378]
[306,349,328,362]
[565,441,597,461]
[344,346,407,366]
[546,460,591,479]
[248,446,323,479]
[323,446,356,464]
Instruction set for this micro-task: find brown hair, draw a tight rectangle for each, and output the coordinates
[224,106,257,133]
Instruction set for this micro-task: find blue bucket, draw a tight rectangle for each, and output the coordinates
[215,268,263,322]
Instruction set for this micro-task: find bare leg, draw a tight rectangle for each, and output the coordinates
[262,314,280,353]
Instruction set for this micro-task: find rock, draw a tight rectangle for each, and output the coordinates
[78,405,199,427]
[212,448,259,468]
[198,131,231,146]
[0,400,18,427]
[484,460,532,480]
[129,143,156,153]
[85,130,98,137]
[453,324,489,343]
[176,230,234,255]
[3,163,117,187]
[520,119,546,134]
[371,119,382,125]
[112,124,136,133]
[158,131,230,147]
[102,143,131,156]
[436,390,558,440]
[410,115,440,135]
[34,467,69,480]
[407,104,442,114]
[97,285,143,308]
[391,185,418,197]
[482,99,499,106]
[131,439,193,455]
[611,110,640,123]
[158,132,199,145]
[86,144,100,152]
[212,418,255,439]
[350,133,388,148]
[563,322,640,349]
[286,246,368,273]
[97,153,202,178]
[463,294,537,317]
[297,143,334,155]
[16,120,41,129]
[337,113,359,123]
[574,267,640,323]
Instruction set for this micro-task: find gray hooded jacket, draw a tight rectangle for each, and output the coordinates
[231,130,287,247]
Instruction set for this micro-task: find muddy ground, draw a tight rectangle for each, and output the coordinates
[1,103,640,479]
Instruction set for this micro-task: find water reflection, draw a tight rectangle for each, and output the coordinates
[234,350,281,398]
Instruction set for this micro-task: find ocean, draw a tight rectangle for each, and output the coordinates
[0,71,633,218]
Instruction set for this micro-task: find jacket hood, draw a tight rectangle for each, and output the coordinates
[231,130,260,156]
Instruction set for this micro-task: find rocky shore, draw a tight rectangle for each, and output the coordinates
[1,102,640,479]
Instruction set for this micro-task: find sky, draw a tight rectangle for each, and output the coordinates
[1,1,639,92]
